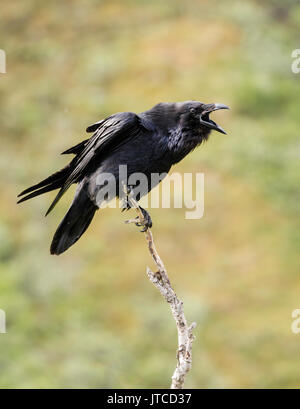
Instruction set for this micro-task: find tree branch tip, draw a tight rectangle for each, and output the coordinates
[146,266,155,277]
[189,322,197,330]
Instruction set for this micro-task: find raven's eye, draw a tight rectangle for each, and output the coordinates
[190,108,196,115]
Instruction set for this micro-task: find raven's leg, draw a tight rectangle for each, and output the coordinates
[124,205,153,232]
[121,184,153,231]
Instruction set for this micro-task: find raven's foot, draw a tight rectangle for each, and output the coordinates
[125,206,153,232]
[138,207,153,232]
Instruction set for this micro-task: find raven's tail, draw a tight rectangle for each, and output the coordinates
[17,138,88,213]
[17,164,73,206]
[50,189,98,255]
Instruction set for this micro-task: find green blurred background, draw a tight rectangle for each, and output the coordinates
[1,0,300,388]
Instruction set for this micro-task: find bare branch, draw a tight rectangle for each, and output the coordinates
[125,190,196,389]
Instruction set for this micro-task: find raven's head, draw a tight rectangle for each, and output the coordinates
[143,100,229,139]
[144,100,230,163]
[177,100,229,136]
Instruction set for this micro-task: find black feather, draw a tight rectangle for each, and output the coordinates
[17,166,71,198]
[61,139,89,155]
[86,119,104,133]
[50,190,97,255]
[17,180,63,204]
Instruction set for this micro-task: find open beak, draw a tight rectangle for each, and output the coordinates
[200,103,230,134]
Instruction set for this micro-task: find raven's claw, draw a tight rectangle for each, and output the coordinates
[125,207,152,232]
[139,207,152,231]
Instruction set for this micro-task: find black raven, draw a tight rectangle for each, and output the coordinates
[18,101,229,255]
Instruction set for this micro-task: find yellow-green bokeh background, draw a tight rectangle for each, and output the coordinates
[1,0,300,388]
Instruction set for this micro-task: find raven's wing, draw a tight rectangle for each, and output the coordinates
[86,119,105,133]
[45,111,144,215]
[61,139,89,155]
[60,119,105,154]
